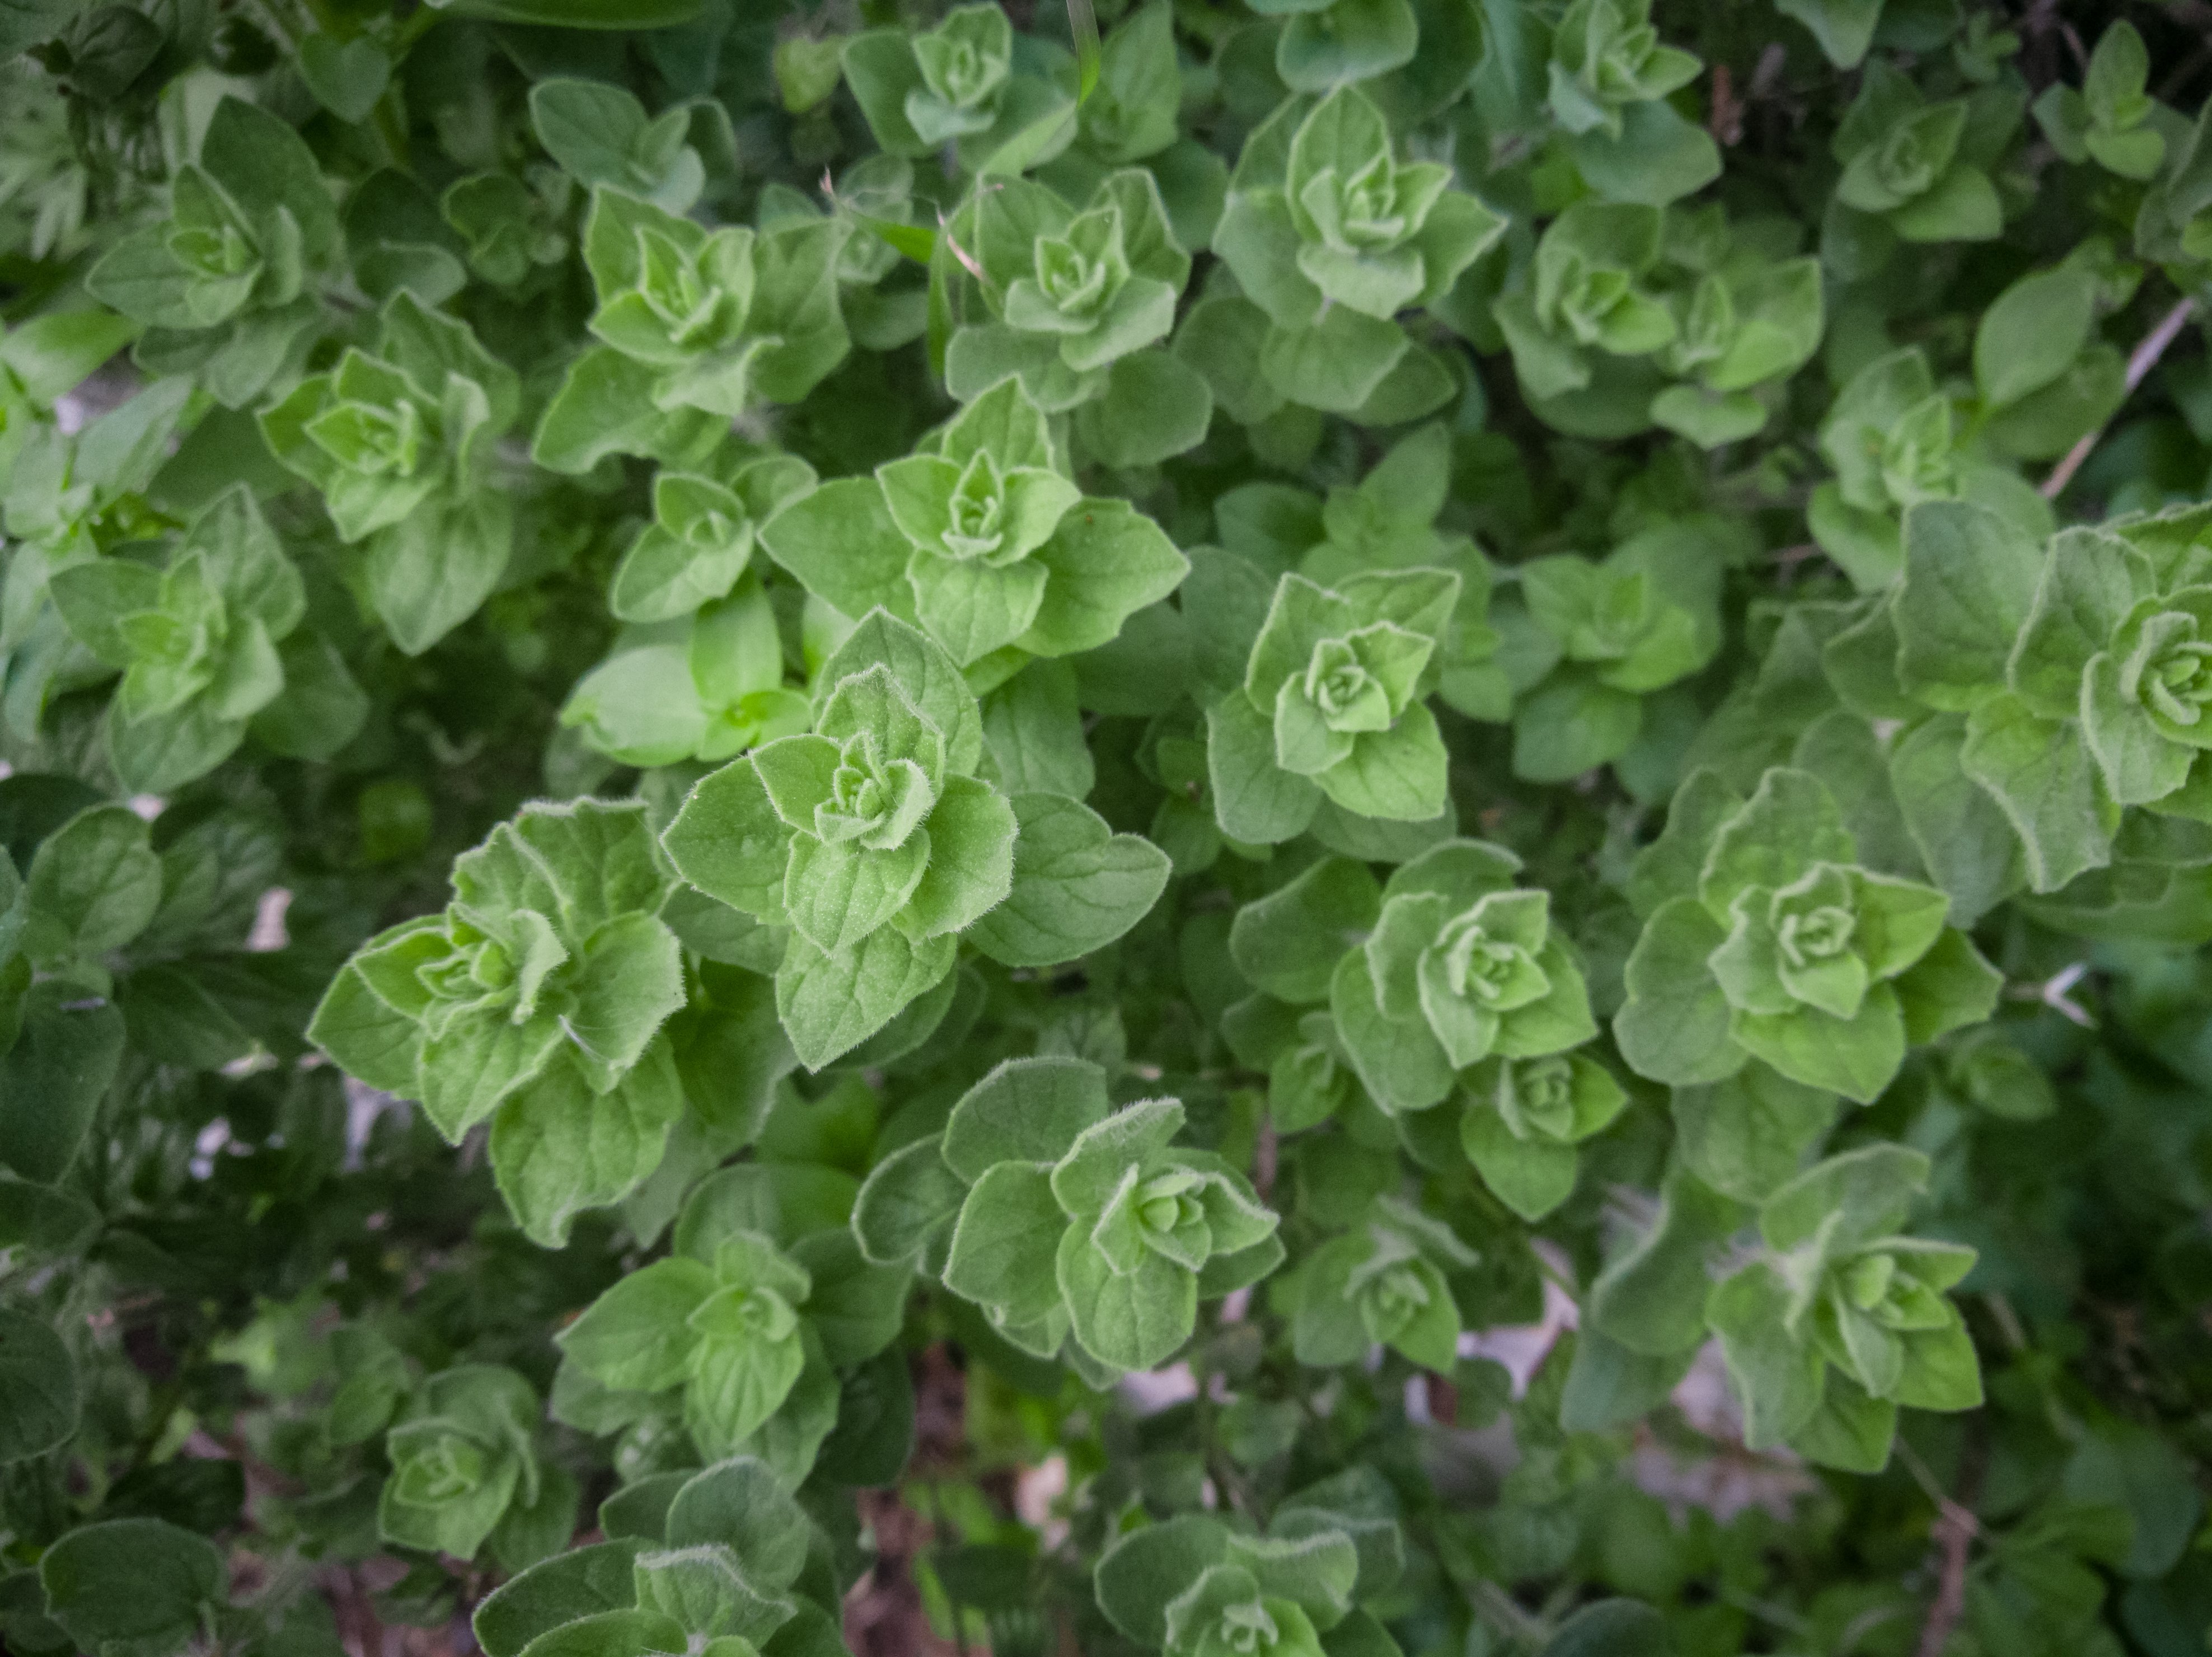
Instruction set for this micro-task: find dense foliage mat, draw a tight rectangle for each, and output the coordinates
[3,0,2212,1653]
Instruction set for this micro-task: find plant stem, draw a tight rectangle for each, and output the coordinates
[2041,296,2201,500]
[1913,1430,1985,1657]
[1914,1499,1979,1657]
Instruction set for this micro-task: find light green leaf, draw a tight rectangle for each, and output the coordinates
[489,1042,685,1248]
[1707,1263,1825,1448]
[1960,691,2115,892]
[556,1257,716,1392]
[1613,898,1742,1087]
[943,1160,1068,1327]
[1894,500,2042,710]
[776,926,958,1070]
[967,792,1169,967]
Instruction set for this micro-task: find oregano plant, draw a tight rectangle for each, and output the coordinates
[4,2,2212,1654]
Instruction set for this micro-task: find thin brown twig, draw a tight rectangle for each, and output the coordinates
[1913,1497,1980,1657]
[2042,297,2201,499]
[2056,16,2091,73]
[1709,63,1744,147]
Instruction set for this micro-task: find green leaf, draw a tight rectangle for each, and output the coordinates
[1175,296,1286,427]
[1613,898,1741,1087]
[1892,1314,1983,1413]
[666,758,795,924]
[1229,1530,1363,1624]
[784,834,931,955]
[1892,929,2003,1045]
[1050,1094,1184,1215]
[1698,767,1856,915]
[665,1456,813,1584]
[758,480,916,624]
[967,792,1170,967]
[1761,1142,1928,1250]
[0,1310,78,1463]
[2010,529,2149,718]
[1961,691,2114,892]
[489,1042,685,1247]
[794,1229,911,1366]
[1231,856,1381,1005]
[1512,673,1642,782]
[1975,266,2098,410]
[252,629,369,760]
[1671,1066,1838,1205]
[433,0,701,24]
[1058,1221,1197,1369]
[1075,349,1215,467]
[531,81,703,212]
[1207,692,1324,844]
[1730,984,1906,1105]
[489,1462,581,1574]
[298,34,392,124]
[474,1541,649,1657]
[980,660,1094,797]
[363,493,514,656]
[1095,1516,1232,1645]
[1315,704,1451,822]
[1888,714,2024,925]
[1788,1369,1899,1473]
[0,986,126,1183]
[1019,498,1191,658]
[852,1135,968,1264]
[1587,1162,1745,1357]
[943,1055,1112,1181]
[39,1519,227,1657]
[1625,769,1742,919]
[1560,1330,1697,1434]
[533,346,721,474]
[2063,1424,2204,1580]
[1262,306,1410,414]
[0,0,81,60]
[1894,501,2042,710]
[557,1257,715,1392]
[683,1327,810,1459]
[1277,0,1419,92]
[22,804,160,961]
[1329,947,1454,1114]
[818,609,985,776]
[1541,1600,1669,1657]
[0,311,139,407]
[1707,1263,1825,1448]
[1461,1108,1580,1220]
[200,95,344,263]
[1568,97,1722,207]
[677,1161,859,1258]
[1775,0,1881,65]
[564,911,688,1085]
[943,1161,1069,1327]
[105,701,250,795]
[776,926,958,1070]
[307,961,424,1098]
